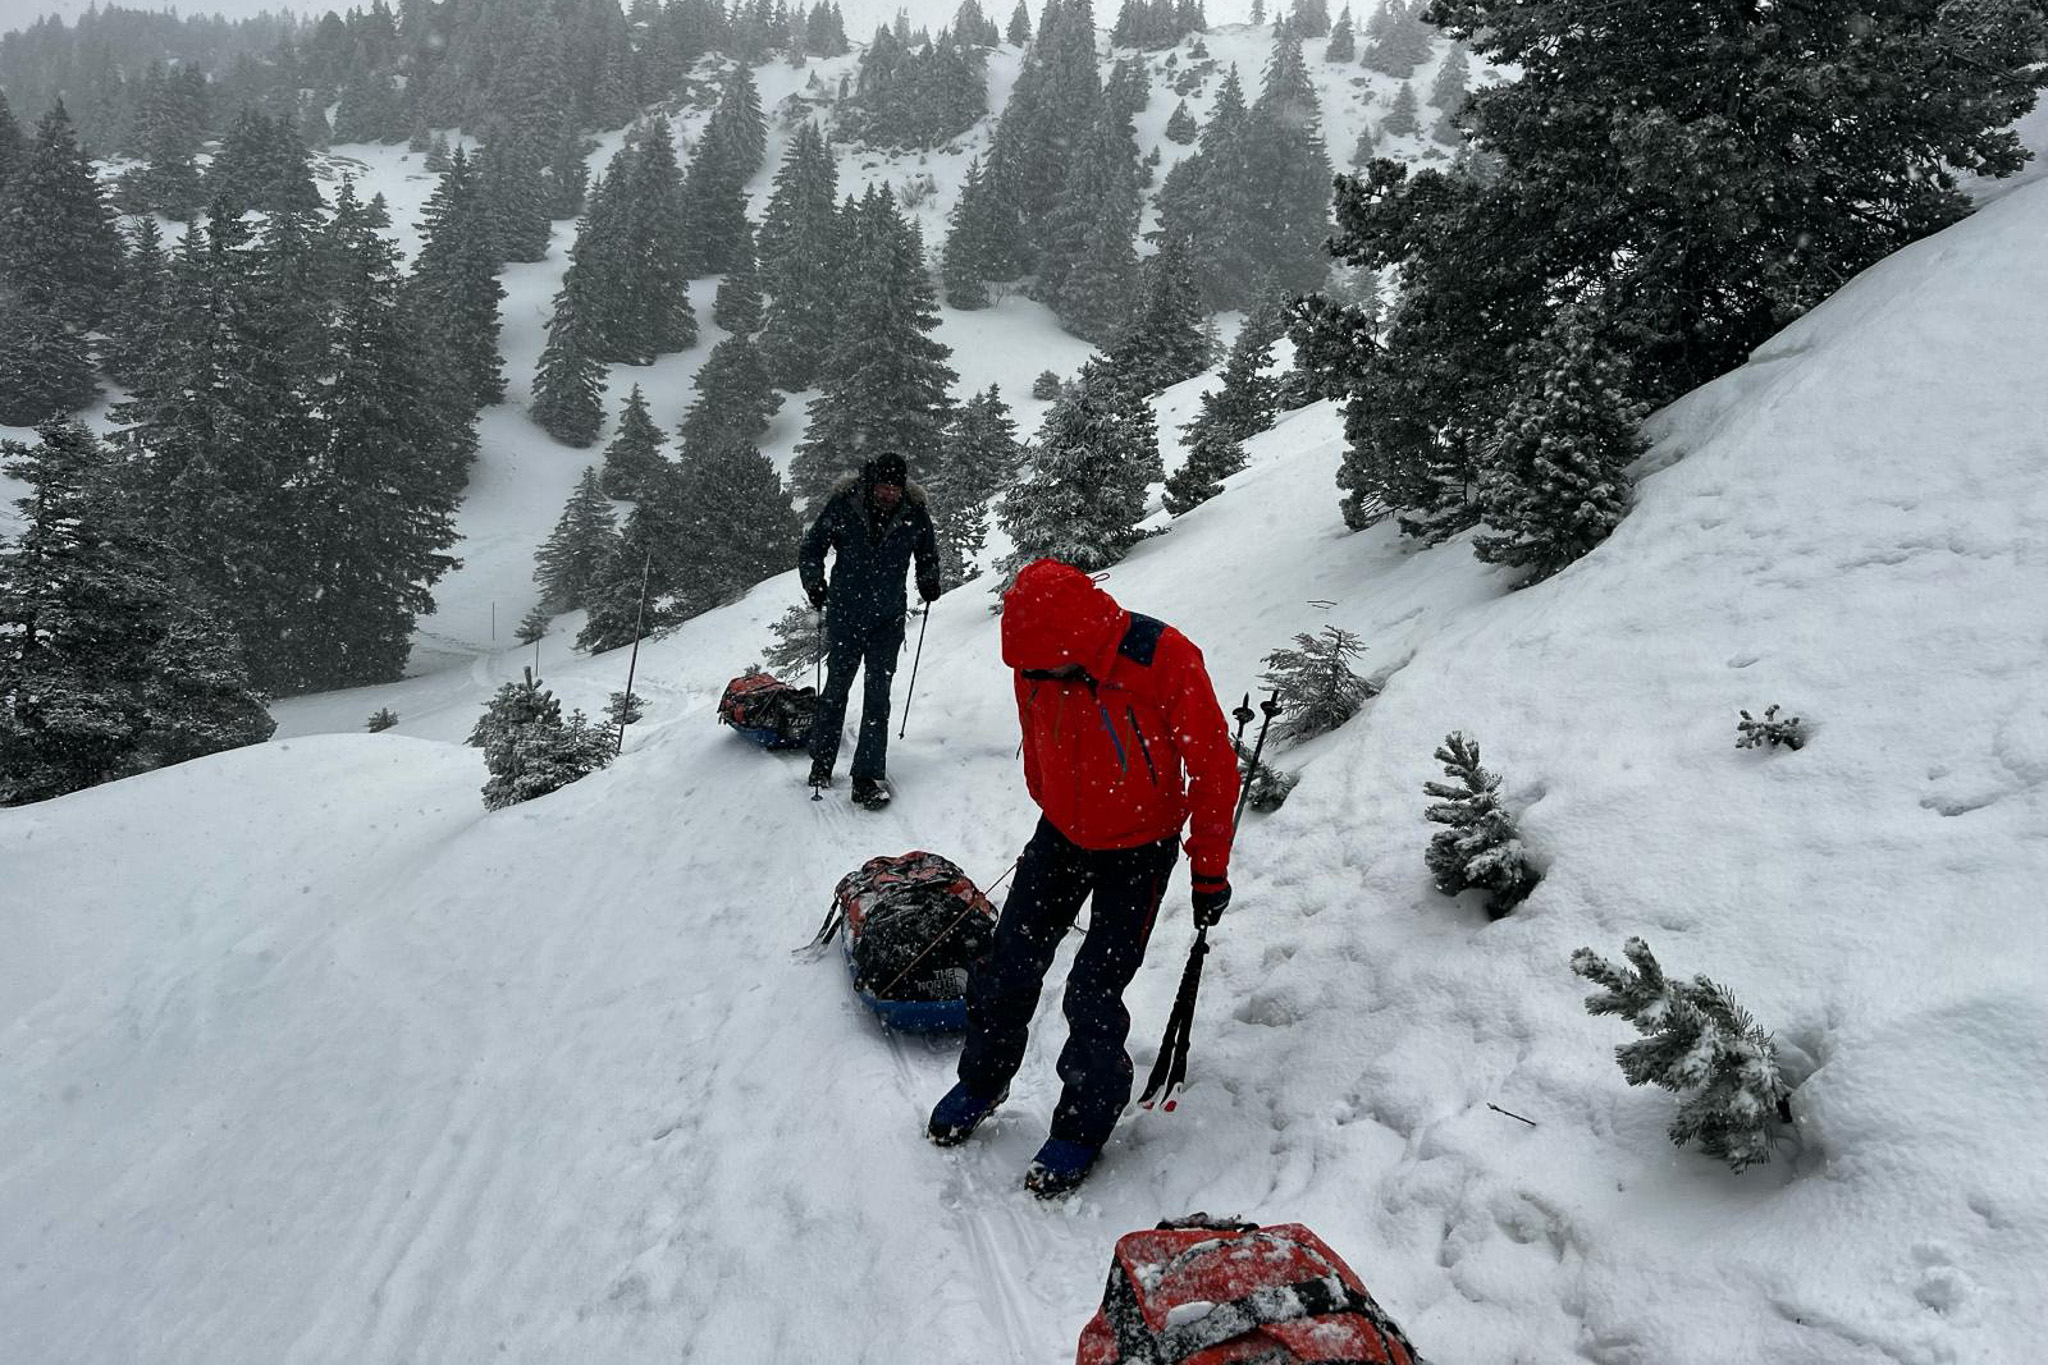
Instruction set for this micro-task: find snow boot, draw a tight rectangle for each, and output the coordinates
[1023,1137,1099,1199]
[852,775,892,809]
[808,755,833,789]
[926,1082,1006,1147]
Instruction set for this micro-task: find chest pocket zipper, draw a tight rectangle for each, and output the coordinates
[1126,706,1159,785]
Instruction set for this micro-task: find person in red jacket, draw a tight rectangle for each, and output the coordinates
[927,558,1241,1197]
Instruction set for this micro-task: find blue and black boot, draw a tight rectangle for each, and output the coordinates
[926,1082,1005,1146]
[1023,1138,1099,1199]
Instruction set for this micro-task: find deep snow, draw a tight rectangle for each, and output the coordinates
[7,24,2048,1365]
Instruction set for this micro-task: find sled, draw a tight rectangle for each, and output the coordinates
[717,670,816,750]
[1076,1217,1421,1365]
[818,851,998,1035]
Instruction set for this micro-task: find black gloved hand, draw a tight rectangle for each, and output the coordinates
[919,579,941,604]
[1191,876,1231,929]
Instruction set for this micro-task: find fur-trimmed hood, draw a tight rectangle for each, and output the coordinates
[829,472,928,506]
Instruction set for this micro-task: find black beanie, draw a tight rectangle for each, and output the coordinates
[864,453,908,489]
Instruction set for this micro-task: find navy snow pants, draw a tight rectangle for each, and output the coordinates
[958,817,1179,1148]
[810,610,904,781]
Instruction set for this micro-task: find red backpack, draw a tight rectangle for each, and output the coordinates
[716,670,815,749]
[1076,1218,1421,1365]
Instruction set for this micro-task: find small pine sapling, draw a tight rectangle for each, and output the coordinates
[467,668,615,810]
[1031,369,1064,400]
[1736,704,1805,751]
[1259,626,1376,744]
[515,603,552,645]
[1235,737,1300,812]
[607,689,645,727]
[366,708,399,733]
[1424,731,1538,918]
[760,602,826,678]
[1570,937,1791,1172]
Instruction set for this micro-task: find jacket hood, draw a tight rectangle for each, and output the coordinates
[829,473,926,506]
[1001,559,1129,674]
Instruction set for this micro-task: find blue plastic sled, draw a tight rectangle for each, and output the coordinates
[729,722,808,751]
[842,931,970,1034]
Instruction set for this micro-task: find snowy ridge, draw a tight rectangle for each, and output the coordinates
[7,149,2048,1361]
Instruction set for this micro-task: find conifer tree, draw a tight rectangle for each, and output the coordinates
[530,282,608,447]
[534,467,619,610]
[924,384,1021,588]
[1260,625,1374,743]
[0,288,97,426]
[1108,233,1209,394]
[713,223,764,334]
[760,600,827,675]
[1571,937,1790,1172]
[0,422,273,806]
[0,92,23,203]
[996,359,1159,576]
[679,333,783,451]
[1038,92,1139,316]
[425,131,453,172]
[1326,5,1356,61]
[410,147,507,412]
[1428,40,1470,140]
[789,189,956,505]
[940,155,1009,309]
[1423,731,1536,918]
[1473,316,1645,582]
[546,130,591,219]
[204,105,321,215]
[669,435,802,613]
[515,602,552,646]
[1381,81,1420,137]
[473,134,553,265]
[1163,422,1246,516]
[0,101,123,334]
[681,70,766,275]
[1231,25,1334,301]
[1164,99,1198,144]
[757,122,842,388]
[599,385,670,501]
[1007,0,1032,44]
[126,64,207,220]
[285,181,464,691]
[468,668,613,810]
[1291,0,1331,38]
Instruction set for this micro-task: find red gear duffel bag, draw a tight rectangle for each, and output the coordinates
[1076,1217,1421,1365]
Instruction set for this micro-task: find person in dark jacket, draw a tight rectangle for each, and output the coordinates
[927,558,1241,1196]
[797,452,941,807]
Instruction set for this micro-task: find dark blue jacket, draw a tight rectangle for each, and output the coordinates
[799,478,941,629]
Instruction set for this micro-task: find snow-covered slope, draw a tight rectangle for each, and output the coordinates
[7,145,2048,1364]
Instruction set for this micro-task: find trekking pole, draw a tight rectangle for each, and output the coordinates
[897,605,930,739]
[1139,690,1281,1112]
[615,550,653,757]
[872,856,1020,996]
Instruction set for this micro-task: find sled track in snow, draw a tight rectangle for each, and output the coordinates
[884,1031,1059,1364]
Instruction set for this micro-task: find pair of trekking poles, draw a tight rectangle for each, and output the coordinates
[1137,689,1281,1112]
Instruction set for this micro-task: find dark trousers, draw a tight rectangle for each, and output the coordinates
[809,612,903,781]
[959,817,1179,1147]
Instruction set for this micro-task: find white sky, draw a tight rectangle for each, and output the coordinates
[15,0,1267,38]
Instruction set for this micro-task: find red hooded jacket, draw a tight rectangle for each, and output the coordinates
[1001,559,1241,884]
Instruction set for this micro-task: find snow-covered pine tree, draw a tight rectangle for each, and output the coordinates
[757,122,843,389]
[1164,99,1198,144]
[0,92,24,199]
[425,132,452,172]
[0,288,96,426]
[669,436,802,614]
[408,148,507,413]
[941,155,1006,309]
[1423,731,1537,918]
[678,333,783,452]
[1041,109,1143,337]
[1259,626,1374,743]
[680,69,764,276]
[0,422,273,806]
[99,217,171,389]
[1570,937,1790,1171]
[789,187,956,506]
[924,386,1019,590]
[1007,0,1032,44]
[606,689,645,727]
[1031,370,1064,399]
[1326,5,1355,61]
[203,105,320,216]
[1108,232,1209,394]
[515,602,552,646]
[599,386,670,501]
[473,135,553,266]
[996,359,1159,578]
[1163,425,1245,516]
[1291,0,1331,36]
[762,601,827,676]
[1235,736,1300,812]
[0,101,122,337]
[1428,41,1470,142]
[1473,314,1645,583]
[534,467,619,610]
[714,223,764,333]
[1380,81,1421,137]
[468,668,614,811]
[367,708,400,733]
[530,282,608,447]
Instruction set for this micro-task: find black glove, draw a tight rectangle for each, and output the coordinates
[1191,876,1231,929]
[918,579,940,604]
